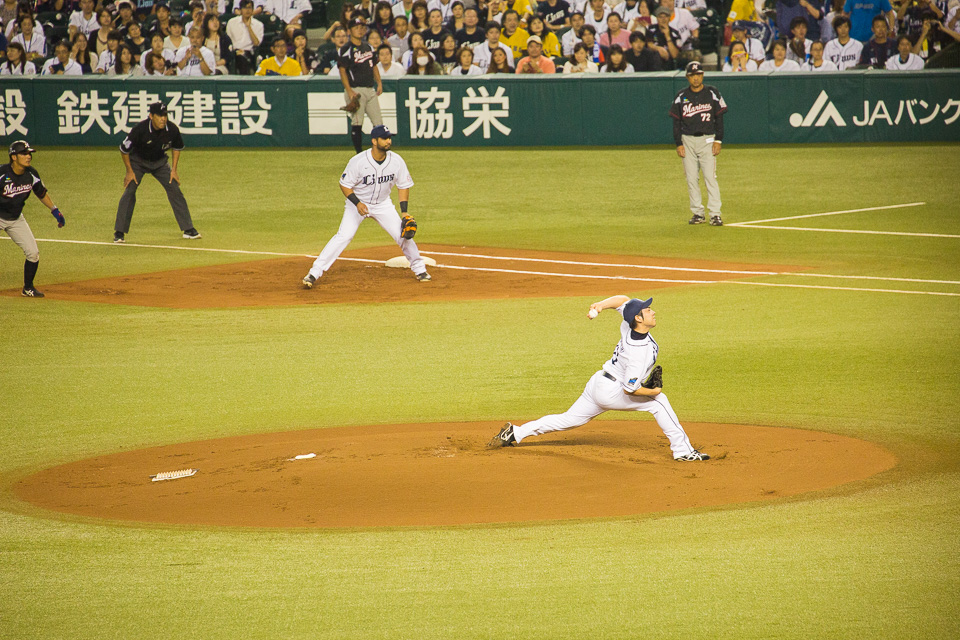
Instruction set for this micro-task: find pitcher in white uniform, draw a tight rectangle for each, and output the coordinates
[303,124,430,288]
[489,295,709,461]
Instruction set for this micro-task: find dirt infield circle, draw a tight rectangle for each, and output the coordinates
[15,421,896,528]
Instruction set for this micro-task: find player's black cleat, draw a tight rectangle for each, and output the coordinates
[21,287,44,298]
[182,228,202,239]
[113,231,125,243]
[676,450,710,461]
[415,271,432,282]
[688,215,705,225]
[488,422,516,449]
[302,274,316,289]
[709,216,723,226]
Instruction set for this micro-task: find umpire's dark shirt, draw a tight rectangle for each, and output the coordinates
[120,119,185,161]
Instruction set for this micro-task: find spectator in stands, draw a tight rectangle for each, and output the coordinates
[140,33,173,71]
[423,9,450,54]
[487,44,512,71]
[777,0,826,43]
[265,0,311,40]
[95,30,122,72]
[355,0,374,21]
[509,0,537,24]
[562,41,599,72]
[41,40,82,73]
[11,15,44,61]
[387,16,410,58]
[561,11,584,55]
[324,1,356,41]
[858,14,896,67]
[759,39,802,70]
[164,18,188,56]
[373,1,395,38]
[599,12,629,49]
[256,36,301,74]
[729,21,765,67]
[367,29,383,50]
[183,1,206,34]
[176,26,215,75]
[627,0,656,31]
[820,0,845,41]
[0,42,34,73]
[376,42,405,75]
[584,0,611,35]
[473,19,513,68]
[898,0,942,40]
[0,0,18,33]
[539,0,571,31]
[623,29,662,70]
[843,0,894,43]
[144,50,175,74]
[785,16,812,64]
[886,33,924,68]
[408,44,443,72]
[727,0,759,22]
[802,39,838,69]
[579,23,605,64]
[912,10,960,59]
[35,0,78,13]
[484,0,506,25]
[515,34,556,72]
[613,0,643,28]
[602,43,634,71]
[114,1,136,35]
[409,0,429,31]
[648,7,679,67]
[677,0,706,9]
[449,45,483,73]
[499,9,529,62]
[108,43,143,75]
[288,28,314,75]
[91,7,114,55]
[203,13,233,75]
[126,21,147,56]
[392,0,414,20]
[436,32,458,70]
[445,1,466,32]
[526,15,561,56]
[227,0,263,74]
[401,30,428,66]
[722,39,757,70]
[824,15,863,68]
[71,31,97,73]
[659,0,699,64]
[456,7,485,48]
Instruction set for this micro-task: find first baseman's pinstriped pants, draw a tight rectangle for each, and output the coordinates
[115,155,195,233]
[512,370,697,459]
[681,133,722,218]
[1,215,39,262]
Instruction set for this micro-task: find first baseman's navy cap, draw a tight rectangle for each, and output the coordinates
[685,60,703,75]
[9,140,35,155]
[149,101,168,116]
[623,298,653,324]
[370,124,394,139]
[731,20,748,31]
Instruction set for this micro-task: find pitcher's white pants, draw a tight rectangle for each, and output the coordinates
[512,370,697,459]
[308,200,426,280]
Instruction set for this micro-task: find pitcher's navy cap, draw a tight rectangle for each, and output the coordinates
[623,298,653,324]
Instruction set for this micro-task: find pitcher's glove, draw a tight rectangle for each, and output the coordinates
[340,94,361,113]
[401,215,417,239]
[641,365,663,389]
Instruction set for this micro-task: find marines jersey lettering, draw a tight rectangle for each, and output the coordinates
[601,304,658,393]
[340,150,414,204]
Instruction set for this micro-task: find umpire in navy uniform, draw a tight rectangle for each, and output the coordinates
[669,61,727,226]
[114,101,201,243]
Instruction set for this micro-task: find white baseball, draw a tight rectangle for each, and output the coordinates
[588,308,599,319]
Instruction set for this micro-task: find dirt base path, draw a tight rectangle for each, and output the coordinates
[14,421,896,529]
[1,245,797,308]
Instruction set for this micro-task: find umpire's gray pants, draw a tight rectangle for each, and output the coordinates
[681,134,721,218]
[1,215,39,262]
[346,86,383,127]
[115,155,195,233]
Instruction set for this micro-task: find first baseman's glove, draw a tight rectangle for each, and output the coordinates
[641,365,663,389]
[401,215,417,239]
[51,208,65,228]
[340,94,361,113]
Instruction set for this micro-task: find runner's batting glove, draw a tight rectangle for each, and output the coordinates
[401,215,417,239]
[51,208,65,228]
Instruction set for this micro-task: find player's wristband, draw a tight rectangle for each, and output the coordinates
[400,201,408,214]
[347,193,361,206]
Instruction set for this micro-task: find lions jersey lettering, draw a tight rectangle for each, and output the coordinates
[340,150,414,205]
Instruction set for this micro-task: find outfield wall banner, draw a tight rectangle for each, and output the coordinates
[1,71,957,147]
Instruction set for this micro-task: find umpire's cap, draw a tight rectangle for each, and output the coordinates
[149,101,168,116]
[685,60,703,75]
[370,125,394,139]
[9,140,36,156]
[623,298,653,324]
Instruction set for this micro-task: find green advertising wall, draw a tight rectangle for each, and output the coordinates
[0,71,957,147]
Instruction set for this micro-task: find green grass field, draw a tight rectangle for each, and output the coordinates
[2,144,958,639]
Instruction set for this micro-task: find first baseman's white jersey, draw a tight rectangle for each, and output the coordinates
[823,37,863,70]
[340,150,414,204]
[601,304,658,394]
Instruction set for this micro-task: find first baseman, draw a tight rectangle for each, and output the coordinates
[302,124,430,288]
[1,141,66,298]
[670,60,726,226]
[489,295,709,461]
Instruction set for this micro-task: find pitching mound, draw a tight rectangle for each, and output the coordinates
[14,421,895,528]
[1,245,797,308]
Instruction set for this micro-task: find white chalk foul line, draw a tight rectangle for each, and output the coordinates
[725,224,960,240]
[727,202,927,226]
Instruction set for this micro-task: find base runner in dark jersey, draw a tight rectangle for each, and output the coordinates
[669,61,727,226]
[339,16,384,154]
[0,141,66,298]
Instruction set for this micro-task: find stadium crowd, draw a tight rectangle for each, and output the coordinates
[0,0,954,76]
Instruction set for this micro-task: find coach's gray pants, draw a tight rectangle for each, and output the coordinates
[681,134,721,218]
[1,215,39,262]
[346,86,383,127]
[115,155,194,233]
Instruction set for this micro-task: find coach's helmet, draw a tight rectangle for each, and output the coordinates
[9,140,36,156]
